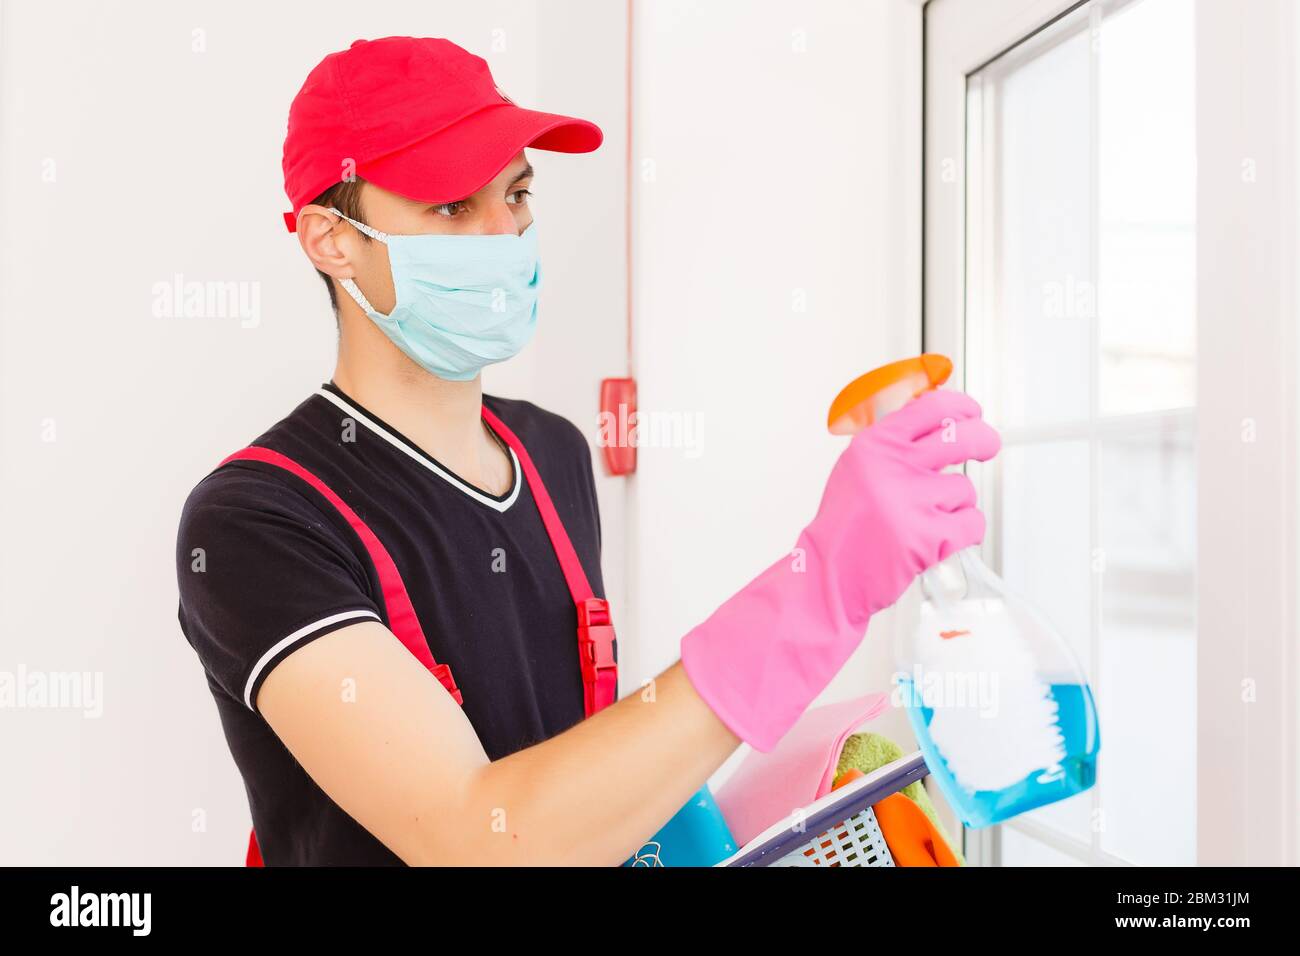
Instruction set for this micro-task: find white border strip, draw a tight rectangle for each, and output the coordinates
[243,608,380,710]
[315,388,521,512]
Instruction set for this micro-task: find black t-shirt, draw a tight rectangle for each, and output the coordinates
[175,382,609,865]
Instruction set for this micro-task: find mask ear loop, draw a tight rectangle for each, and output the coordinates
[327,207,388,314]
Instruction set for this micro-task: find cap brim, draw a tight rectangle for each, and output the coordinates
[357,103,603,205]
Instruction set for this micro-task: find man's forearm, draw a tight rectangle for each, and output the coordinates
[445,662,739,866]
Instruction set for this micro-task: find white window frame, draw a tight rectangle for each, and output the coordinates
[924,0,1299,866]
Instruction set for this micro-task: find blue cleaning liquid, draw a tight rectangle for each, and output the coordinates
[899,678,1099,829]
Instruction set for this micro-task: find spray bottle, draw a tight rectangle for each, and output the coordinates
[828,355,1100,827]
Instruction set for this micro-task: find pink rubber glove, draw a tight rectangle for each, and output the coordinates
[681,389,1001,752]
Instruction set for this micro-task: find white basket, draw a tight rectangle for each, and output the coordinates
[772,805,895,867]
[720,751,928,867]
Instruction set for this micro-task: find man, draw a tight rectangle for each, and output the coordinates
[175,36,999,866]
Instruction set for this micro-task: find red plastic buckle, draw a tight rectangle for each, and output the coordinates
[576,597,617,683]
[430,662,464,706]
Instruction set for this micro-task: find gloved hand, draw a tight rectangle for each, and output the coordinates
[681,389,1001,751]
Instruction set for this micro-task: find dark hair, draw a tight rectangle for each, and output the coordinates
[308,176,369,313]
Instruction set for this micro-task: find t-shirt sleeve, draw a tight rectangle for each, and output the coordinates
[175,465,383,713]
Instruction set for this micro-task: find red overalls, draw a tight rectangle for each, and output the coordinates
[221,404,618,866]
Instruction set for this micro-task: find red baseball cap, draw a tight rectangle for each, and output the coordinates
[281,36,603,232]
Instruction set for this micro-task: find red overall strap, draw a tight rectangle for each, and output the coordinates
[219,445,464,868]
[480,405,618,718]
[221,446,464,704]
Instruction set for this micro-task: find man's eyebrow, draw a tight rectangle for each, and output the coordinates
[508,163,535,186]
[441,164,534,204]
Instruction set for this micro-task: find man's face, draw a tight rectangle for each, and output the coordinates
[359,150,535,238]
[301,150,535,316]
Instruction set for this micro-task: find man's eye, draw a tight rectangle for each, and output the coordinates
[506,188,532,206]
[433,201,468,217]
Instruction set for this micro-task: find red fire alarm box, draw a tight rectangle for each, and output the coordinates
[599,377,637,476]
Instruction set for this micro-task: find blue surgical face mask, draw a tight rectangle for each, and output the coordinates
[331,208,541,382]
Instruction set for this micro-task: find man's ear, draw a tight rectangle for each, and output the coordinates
[296,204,355,280]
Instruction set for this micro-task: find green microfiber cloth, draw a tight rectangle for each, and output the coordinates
[835,731,965,865]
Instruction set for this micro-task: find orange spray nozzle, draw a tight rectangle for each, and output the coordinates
[827,354,953,435]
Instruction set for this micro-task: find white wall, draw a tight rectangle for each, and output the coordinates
[626,0,922,761]
[0,0,626,865]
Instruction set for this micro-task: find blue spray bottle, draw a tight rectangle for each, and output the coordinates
[828,355,1100,828]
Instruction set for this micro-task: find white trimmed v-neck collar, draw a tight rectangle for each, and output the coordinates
[315,387,522,513]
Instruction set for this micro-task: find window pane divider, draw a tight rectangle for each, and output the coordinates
[997,406,1195,446]
[1006,817,1134,866]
